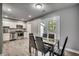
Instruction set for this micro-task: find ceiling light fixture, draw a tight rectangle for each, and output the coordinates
[4,15,8,18]
[33,3,44,9]
[7,8,12,11]
[28,15,31,18]
[36,4,42,9]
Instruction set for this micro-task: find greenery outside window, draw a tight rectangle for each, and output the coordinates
[48,19,56,32]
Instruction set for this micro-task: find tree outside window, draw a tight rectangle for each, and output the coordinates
[48,19,56,32]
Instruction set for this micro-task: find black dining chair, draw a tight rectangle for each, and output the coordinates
[29,33,37,56]
[35,36,51,56]
[43,33,47,38]
[48,34,55,42]
[54,36,68,56]
[48,34,55,39]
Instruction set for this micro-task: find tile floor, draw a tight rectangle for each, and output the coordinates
[2,39,79,56]
[3,39,29,56]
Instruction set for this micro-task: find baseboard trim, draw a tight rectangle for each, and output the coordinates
[65,48,79,54]
[60,46,79,54]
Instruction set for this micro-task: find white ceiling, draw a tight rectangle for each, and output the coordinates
[2,3,76,22]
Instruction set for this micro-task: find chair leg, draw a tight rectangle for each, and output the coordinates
[49,52,51,56]
[44,53,45,56]
[33,48,34,54]
[58,41,60,49]
[35,49,38,56]
[42,53,45,56]
[62,52,65,56]
[29,46,31,56]
[42,53,43,56]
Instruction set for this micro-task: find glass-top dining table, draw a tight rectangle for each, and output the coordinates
[43,38,57,56]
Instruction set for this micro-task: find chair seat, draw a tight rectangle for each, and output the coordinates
[54,49,62,56]
[35,36,52,56]
[43,45,51,54]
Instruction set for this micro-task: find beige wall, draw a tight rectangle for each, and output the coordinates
[30,19,41,36]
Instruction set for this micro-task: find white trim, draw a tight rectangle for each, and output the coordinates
[60,46,79,54]
[65,48,79,54]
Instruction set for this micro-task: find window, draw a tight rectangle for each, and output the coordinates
[40,16,60,40]
[48,19,56,32]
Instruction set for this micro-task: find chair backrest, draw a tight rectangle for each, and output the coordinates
[29,33,33,36]
[61,36,68,56]
[43,33,47,38]
[48,34,54,39]
[29,33,36,49]
[35,36,44,52]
